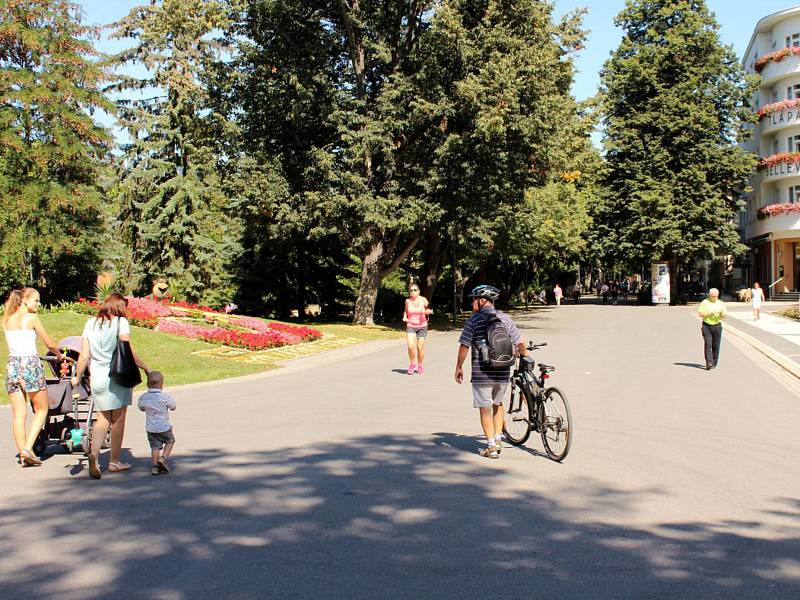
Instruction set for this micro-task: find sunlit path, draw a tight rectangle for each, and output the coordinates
[1,304,798,599]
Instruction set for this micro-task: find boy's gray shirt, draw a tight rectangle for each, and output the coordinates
[137,388,176,433]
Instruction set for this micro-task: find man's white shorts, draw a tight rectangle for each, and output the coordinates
[472,383,509,408]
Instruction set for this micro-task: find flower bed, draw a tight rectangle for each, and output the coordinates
[72,297,322,350]
[755,46,800,73]
[156,319,292,350]
[757,203,800,219]
[757,98,800,119]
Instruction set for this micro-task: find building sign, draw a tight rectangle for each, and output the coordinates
[766,109,800,128]
[764,160,800,178]
[651,262,670,304]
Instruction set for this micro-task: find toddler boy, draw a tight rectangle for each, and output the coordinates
[137,370,176,475]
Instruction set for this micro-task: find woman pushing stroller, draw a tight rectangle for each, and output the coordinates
[3,288,65,466]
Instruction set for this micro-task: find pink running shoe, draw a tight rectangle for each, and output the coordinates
[416,365,424,374]
[407,364,416,375]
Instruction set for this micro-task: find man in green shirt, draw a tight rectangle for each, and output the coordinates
[697,288,727,370]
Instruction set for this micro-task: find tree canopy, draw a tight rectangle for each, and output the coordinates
[598,0,757,278]
[0,0,112,301]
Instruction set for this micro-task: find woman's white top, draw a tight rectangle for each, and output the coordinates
[3,328,38,357]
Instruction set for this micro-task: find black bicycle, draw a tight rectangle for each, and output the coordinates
[502,342,572,461]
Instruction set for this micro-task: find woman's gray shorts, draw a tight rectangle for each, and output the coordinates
[406,327,428,338]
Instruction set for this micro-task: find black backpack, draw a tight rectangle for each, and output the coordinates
[478,312,515,368]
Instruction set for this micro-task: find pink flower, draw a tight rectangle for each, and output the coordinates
[757,203,800,219]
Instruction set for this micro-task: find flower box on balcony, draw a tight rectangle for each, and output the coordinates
[758,98,800,119]
[757,203,800,219]
[755,46,800,73]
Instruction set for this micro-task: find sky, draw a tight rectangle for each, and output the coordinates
[78,0,800,138]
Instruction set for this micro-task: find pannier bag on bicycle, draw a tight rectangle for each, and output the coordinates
[477,313,515,367]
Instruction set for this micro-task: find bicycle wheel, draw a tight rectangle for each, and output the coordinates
[502,383,532,445]
[539,386,572,461]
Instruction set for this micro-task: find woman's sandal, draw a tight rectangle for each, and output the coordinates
[20,449,42,466]
[108,462,132,473]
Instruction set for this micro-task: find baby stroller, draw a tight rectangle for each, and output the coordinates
[33,336,110,456]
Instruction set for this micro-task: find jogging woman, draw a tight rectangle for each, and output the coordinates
[402,284,433,375]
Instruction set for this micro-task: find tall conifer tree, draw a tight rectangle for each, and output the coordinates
[0,0,112,301]
[599,0,757,291]
[108,0,237,303]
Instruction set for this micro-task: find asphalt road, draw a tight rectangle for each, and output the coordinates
[1,303,798,599]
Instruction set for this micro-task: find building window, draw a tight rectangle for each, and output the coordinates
[773,138,781,154]
[790,186,800,204]
[788,134,800,152]
[786,33,800,48]
[788,83,800,99]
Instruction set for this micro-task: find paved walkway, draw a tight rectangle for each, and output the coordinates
[0,304,798,599]
[724,301,800,375]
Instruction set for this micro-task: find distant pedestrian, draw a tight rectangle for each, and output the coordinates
[455,285,529,459]
[601,283,609,305]
[402,283,432,375]
[611,282,619,305]
[137,371,176,475]
[698,288,727,370]
[3,288,64,466]
[572,282,582,304]
[553,284,563,307]
[751,282,765,321]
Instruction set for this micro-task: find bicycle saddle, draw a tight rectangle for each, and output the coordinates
[538,363,555,372]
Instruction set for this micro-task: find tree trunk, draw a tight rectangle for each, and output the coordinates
[668,254,682,305]
[353,238,384,325]
[419,232,442,301]
[454,264,467,315]
[353,232,420,325]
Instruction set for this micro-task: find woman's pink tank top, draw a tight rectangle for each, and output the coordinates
[406,300,427,328]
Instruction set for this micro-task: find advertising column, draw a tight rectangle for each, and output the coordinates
[651,262,670,304]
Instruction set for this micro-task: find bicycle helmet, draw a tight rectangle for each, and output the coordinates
[467,285,500,301]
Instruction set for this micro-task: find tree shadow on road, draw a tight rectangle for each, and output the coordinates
[0,436,798,599]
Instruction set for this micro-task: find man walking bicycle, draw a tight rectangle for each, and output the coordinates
[455,285,529,459]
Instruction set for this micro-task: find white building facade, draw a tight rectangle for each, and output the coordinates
[743,6,800,295]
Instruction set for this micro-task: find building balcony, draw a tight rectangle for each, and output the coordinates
[746,204,800,239]
[757,50,800,84]
[758,153,800,182]
[760,101,800,134]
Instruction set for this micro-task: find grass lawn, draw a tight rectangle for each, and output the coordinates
[1,311,406,404]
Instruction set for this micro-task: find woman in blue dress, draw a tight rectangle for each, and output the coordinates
[72,293,149,479]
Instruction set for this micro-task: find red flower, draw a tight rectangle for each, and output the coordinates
[755,46,800,73]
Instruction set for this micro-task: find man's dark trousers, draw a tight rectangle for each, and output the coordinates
[702,322,722,369]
